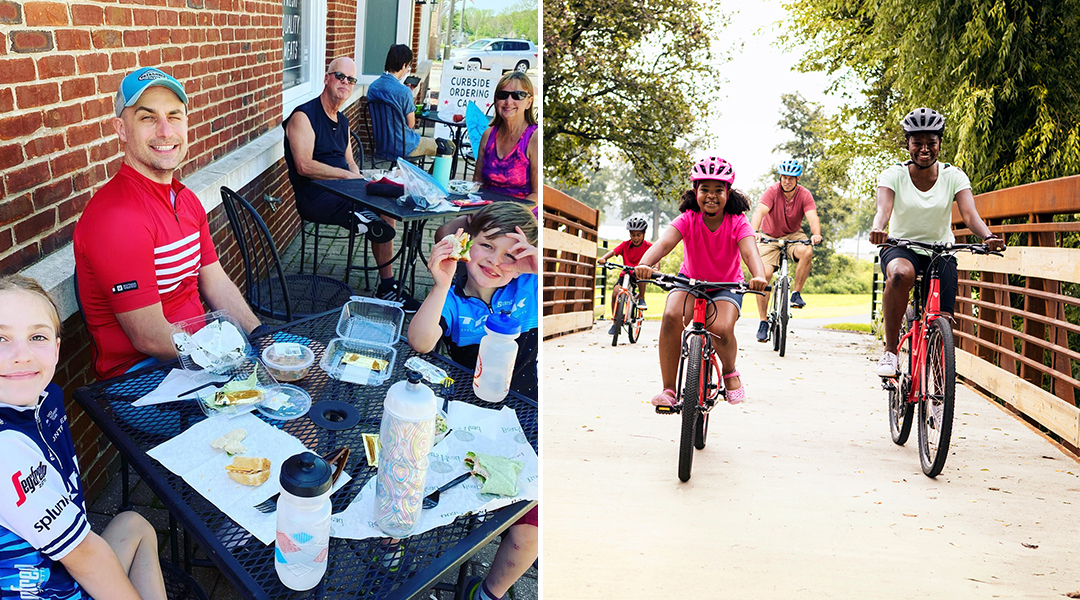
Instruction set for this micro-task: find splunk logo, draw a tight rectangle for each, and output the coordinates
[10,564,45,599]
[11,463,47,507]
[33,494,72,533]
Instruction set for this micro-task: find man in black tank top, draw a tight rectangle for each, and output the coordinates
[283,56,419,312]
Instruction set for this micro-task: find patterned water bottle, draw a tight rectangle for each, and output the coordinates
[275,452,333,591]
[374,369,437,537]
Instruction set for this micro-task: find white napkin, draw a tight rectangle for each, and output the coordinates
[133,369,230,407]
[147,413,350,545]
[330,401,538,540]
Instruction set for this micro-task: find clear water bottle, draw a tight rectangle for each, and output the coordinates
[472,313,520,403]
[275,452,333,591]
[374,369,437,537]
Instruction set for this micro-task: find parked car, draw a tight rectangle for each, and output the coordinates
[450,39,538,72]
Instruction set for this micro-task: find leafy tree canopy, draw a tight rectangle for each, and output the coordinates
[782,0,1080,193]
[544,0,728,201]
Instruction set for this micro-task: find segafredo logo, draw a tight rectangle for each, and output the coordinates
[11,462,47,507]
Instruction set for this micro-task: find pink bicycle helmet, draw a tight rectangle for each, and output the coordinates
[690,156,735,185]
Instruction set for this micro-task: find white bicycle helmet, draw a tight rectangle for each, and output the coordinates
[902,107,945,136]
[625,217,648,232]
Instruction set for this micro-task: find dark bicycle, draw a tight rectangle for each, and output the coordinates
[758,235,815,357]
[878,237,1002,477]
[647,272,767,482]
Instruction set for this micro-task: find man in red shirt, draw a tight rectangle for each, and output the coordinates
[749,159,823,342]
[73,67,262,379]
[597,217,653,334]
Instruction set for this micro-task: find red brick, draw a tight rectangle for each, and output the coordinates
[90,29,122,49]
[24,2,68,26]
[96,72,123,94]
[61,76,95,101]
[104,6,131,26]
[10,30,53,53]
[43,103,82,128]
[0,87,15,112]
[161,46,181,62]
[0,57,35,84]
[138,48,161,66]
[0,32,6,55]
[0,0,21,24]
[0,195,32,226]
[88,138,118,162]
[0,112,42,140]
[66,122,100,147]
[36,54,75,78]
[14,209,55,243]
[32,177,72,209]
[171,29,189,44]
[50,149,88,177]
[40,220,76,255]
[58,191,91,221]
[82,96,112,119]
[54,28,90,51]
[5,162,50,194]
[149,28,170,45]
[16,82,59,108]
[133,8,156,25]
[0,143,22,170]
[0,229,12,254]
[70,4,102,25]
[24,133,64,159]
[77,52,108,74]
[110,51,136,70]
[123,30,148,47]
[0,240,41,274]
[158,9,178,26]
[72,164,105,192]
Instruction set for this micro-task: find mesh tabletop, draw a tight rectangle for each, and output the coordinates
[73,310,537,600]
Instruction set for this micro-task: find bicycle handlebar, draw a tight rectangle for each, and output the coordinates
[647,271,771,296]
[879,237,1005,257]
[757,234,817,246]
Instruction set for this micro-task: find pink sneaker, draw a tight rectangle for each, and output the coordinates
[651,389,677,407]
[723,370,745,405]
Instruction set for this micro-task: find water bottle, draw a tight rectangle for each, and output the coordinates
[374,369,438,537]
[275,452,333,591]
[472,313,521,403]
[432,154,452,190]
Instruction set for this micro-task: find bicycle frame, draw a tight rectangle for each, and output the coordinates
[895,260,946,405]
[673,296,722,413]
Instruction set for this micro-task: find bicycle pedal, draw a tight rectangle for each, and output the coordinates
[655,404,680,415]
[881,378,897,391]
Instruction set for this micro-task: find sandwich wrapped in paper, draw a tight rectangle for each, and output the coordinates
[464,451,523,497]
[173,319,247,371]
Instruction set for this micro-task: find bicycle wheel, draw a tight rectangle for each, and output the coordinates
[627,302,642,343]
[778,277,790,357]
[918,318,955,477]
[678,335,703,482]
[694,352,716,450]
[611,294,624,347]
[889,306,915,445]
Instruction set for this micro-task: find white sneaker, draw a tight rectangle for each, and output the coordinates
[875,351,899,377]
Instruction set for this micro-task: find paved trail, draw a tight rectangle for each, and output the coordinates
[543,316,1080,599]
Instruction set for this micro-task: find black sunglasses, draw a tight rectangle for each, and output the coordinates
[495,90,531,101]
[329,71,357,85]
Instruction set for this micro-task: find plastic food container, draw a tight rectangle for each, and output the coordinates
[261,343,315,382]
[319,338,397,386]
[171,310,251,374]
[335,297,404,345]
[256,384,312,420]
[195,358,280,418]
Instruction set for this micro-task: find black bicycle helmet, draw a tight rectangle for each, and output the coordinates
[901,107,945,137]
[626,217,648,232]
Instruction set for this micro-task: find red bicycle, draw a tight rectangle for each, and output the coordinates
[879,237,1001,477]
[603,262,644,346]
[648,272,766,481]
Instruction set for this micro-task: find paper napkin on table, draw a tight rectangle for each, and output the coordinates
[133,369,230,407]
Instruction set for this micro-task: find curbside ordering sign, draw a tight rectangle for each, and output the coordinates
[437,65,501,118]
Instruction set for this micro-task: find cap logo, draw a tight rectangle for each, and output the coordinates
[138,70,168,81]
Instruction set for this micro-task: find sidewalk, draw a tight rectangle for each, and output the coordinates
[543,314,1080,598]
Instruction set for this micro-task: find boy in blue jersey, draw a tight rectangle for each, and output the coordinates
[0,275,166,600]
[407,202,538,600]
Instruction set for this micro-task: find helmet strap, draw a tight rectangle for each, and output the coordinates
[913,159,937,170]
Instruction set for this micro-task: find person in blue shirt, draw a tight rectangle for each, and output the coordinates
[0,275,166,600]
[366,44,454,160]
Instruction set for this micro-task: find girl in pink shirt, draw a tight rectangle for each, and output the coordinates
[635,157,767,406]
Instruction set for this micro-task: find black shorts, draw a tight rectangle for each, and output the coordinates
[296,189,355,230]
[879,246,958,314]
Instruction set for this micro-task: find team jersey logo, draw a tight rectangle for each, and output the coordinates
[112,280,139,294]
[11,463,47,507]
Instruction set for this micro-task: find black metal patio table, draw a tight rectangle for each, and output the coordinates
[310,179,527,294]
[418,110,490,178]
[73,310,537,600]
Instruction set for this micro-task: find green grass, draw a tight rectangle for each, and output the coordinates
[595,292,872,321]
[824,322,872,333]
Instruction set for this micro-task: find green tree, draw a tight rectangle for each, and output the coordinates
[543,0,728,201]
[782,0,1080,193]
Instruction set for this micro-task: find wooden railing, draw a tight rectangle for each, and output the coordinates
[950,175,1080,451]
[542,186,600,339]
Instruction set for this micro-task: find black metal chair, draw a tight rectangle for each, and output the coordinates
[366,96,426,170]
[220,186,354,322]
[161,559,211,600]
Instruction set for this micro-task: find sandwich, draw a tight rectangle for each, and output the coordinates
[464,451,523,497]
[442,232,472,262]
[211,428,248,455]
[225,456,271,486]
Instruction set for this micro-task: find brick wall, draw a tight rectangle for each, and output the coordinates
[325,0,357,69]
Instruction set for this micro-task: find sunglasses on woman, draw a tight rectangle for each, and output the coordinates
[329,71,358,85]
[495,90,531,101]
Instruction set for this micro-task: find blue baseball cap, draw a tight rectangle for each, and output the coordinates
[114,67,188,117]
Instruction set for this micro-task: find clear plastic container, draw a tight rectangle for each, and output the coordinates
[261,343,315,382]
[195,358,280,418]
[335,297,405,345]
[171,310,251,374]
[318,338,397,386]
[257,384,313,420]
